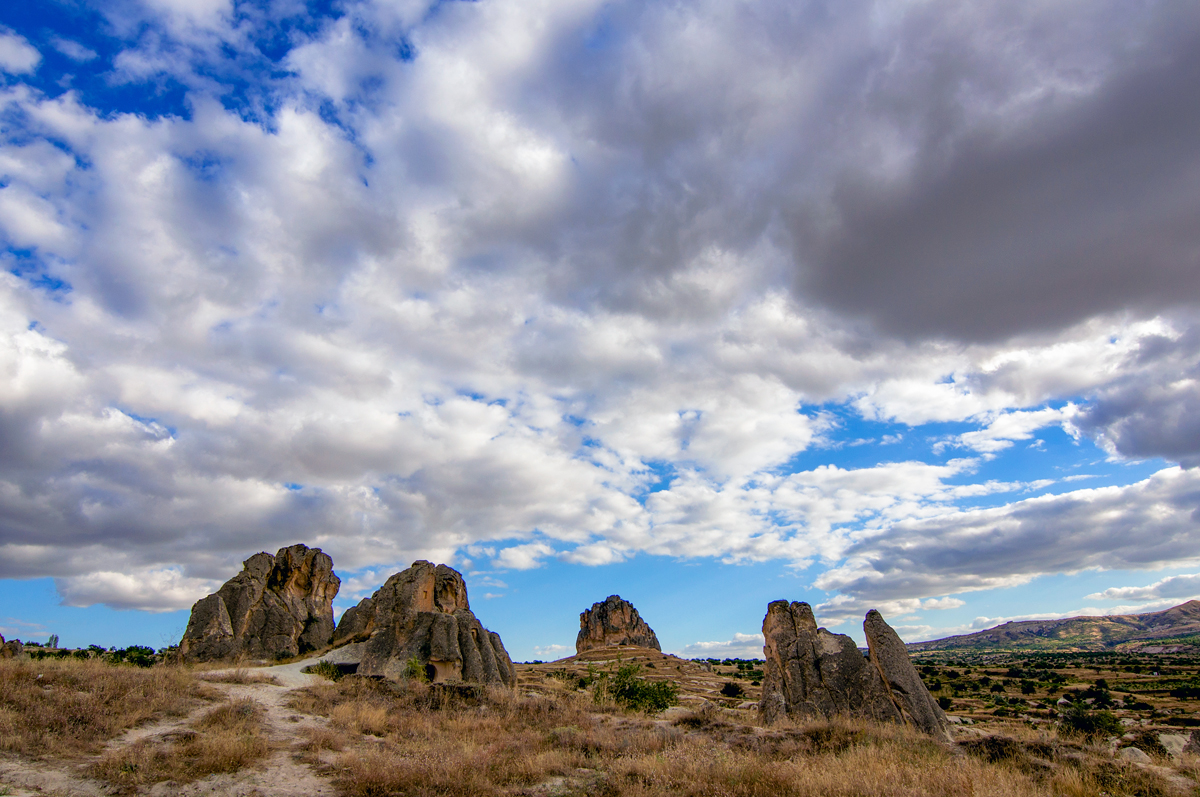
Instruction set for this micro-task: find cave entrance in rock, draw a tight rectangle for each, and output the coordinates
[425,663,437,682]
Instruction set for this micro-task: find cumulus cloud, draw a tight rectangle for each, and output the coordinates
[676,632,765,660]
[0,0,1197,615]
[56,568,220,612]
[1086,574,1200,602]
[815,467,1200,619]
[0,31,40,74]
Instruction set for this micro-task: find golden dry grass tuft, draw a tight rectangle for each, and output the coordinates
[197,668,282,686]
[90,697,272,789]
[0,656,209,757]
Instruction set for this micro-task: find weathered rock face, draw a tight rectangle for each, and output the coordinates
[333,561,515,688]
[576,595,661,653]
[1,637,24,659]
[179,544,340,663]
[759,601,950,740]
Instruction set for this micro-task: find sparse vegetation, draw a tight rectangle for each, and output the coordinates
[91,698,272,788]
[0,656,209,757]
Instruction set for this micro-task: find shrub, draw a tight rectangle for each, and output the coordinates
[1058,703,1121,739]
[721,682,745,698]
[302,660,344,682]
[403,656,428,683]
[936,696,952,710]
[593,663,679,713]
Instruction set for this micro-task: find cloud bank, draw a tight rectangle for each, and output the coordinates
[0,0,1197,617]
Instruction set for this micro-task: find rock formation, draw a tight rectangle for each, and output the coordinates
[0,636,23,659]
[576,595,661,653]
[759,600,951,740]
[179,544,340,663]
[332,561,515,687]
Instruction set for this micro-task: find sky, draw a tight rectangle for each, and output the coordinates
[1,0,1199,663]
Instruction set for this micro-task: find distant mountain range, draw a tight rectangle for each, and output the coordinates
[907,600,1200,652]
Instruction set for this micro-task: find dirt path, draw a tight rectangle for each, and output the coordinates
[0,659,340,797]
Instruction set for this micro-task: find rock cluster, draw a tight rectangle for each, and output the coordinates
[179,544,341,663]
[759,601,951,740]
[576,595,661,653]
[333,561,515,687]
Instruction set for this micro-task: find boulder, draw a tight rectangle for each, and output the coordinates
[759,601,951,740]
[179,544,340,663]
[1184,729,1200,756]
[864,609,953,739]
[333,561,515,687]
[576,595,661,653]
[1,638,23,659]
[1119,746,1152,764]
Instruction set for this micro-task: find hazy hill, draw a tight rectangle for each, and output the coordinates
[907,600,1200,652]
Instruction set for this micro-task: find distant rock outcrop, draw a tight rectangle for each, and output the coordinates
[179,544,341,663]
[1,636,24,659]
[332,561,515,687]
[577,595,661,654]
[760,601,951,740]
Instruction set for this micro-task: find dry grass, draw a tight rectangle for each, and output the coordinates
[197,668,282,686]
[90,697,272,789]
[282,675,1197,797]
[0,656,210,758]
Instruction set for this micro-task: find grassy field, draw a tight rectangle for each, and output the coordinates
[1,650,1199,796]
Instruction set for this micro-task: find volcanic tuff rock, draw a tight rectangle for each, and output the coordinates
[179,544,340,663]
[760,601,951,740]
[0,635,22,659]
[576,595,661,654]
[332,561,515,687]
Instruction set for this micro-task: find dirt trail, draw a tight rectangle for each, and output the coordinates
[0,658,340,797]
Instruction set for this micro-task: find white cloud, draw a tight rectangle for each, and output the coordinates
[0,32,40,74]
[955,405,1078,454]
[0,0,1196,618]
[56,568,220,612]
[815,467,1200,617]
[1086,573,1200,602]
[531,643,572,660]
[50,37,97,62]
[493,543,556,571]
[676,632,765,660]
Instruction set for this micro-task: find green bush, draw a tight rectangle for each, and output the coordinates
[301,660,343,682]
[593,663,678,713]
[403,656,428,683]
[1059,702,1121,738]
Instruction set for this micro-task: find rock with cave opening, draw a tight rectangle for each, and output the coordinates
[332,560,515,687]
[576,595,661,654]
[759,600,951,740]
[179,544,340,663]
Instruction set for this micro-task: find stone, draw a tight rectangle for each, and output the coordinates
[576,595,661,653]
[1183,729,1200,756]
[759,601,951,740]
[1159,734,1187,760]
[864,609,953,739]
[1119,746,1152,764]
[1,638,23,659]
[333,561,515,688]
[179,544,340,663]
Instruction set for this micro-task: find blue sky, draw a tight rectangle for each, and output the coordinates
[2,0,1200,662]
